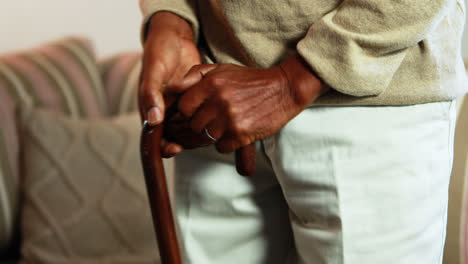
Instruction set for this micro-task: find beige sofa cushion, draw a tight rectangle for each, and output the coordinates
[0,37,107,252]
[19,109,159,263]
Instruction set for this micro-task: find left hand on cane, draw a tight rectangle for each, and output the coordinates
[165,54,328,153]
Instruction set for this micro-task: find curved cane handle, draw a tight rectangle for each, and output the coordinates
[235,144,256,176]
[164,97,257,177]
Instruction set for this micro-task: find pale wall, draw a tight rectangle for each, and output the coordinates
[0,1,468,57]
[0,0,142,57]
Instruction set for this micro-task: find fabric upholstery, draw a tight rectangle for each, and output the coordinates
[19,109,159,264]
[0,37,106,252]
[99,52,140,116]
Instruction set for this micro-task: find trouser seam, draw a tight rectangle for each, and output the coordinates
[438,100,456,263]
[331,146,345,264]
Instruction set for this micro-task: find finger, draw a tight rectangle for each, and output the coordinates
[190,102,218,133]
[162,143,184,158]
[167,64,218,94]
[160,138,183,158]
[167,61,199,88]
[164,120,213,148]
[177,79,212,118]
[215,135,241,154]
[205,117,227,141]
[139,64,167,126]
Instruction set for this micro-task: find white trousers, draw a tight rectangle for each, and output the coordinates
[172,101,456,264]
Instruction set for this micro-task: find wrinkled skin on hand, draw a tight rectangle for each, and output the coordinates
[140,12,327,157]
[139,12,203,157]
[164,55,327,154]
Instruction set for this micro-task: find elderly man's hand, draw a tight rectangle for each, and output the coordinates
[139,11,202,157]
[166,55,328,153]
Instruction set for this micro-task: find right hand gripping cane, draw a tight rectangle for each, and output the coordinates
[140,121,256,264]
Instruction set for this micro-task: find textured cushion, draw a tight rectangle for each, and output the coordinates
[99,52,141,116]
[0,37,107,252]
[19,109,159,263]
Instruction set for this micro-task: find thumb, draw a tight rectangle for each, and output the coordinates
[138,69,166,126]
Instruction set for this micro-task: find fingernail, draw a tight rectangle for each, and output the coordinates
[147,107,162,125]
[174,148,183,154]
[167,150,181,158]
[171,145,183,156]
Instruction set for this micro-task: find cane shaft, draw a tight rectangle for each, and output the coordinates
[141,124,181,264]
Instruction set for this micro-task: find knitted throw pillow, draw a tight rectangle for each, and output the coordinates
[0,37,107,251]
[19,109,159,264]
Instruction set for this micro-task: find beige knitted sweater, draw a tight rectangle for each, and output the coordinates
[140,0,468,106]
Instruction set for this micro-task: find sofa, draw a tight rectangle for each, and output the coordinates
[0,37,164,263]
[0,36,467,263]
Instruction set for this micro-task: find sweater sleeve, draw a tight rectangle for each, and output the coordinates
[139,0,199,43]
[297,0,457,97]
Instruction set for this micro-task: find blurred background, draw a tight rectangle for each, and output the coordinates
[1,1,468,264]
[1,1,468,56]
[1,0,467,57]
[0,0,142,56]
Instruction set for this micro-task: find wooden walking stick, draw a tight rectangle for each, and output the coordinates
[141,122,181,264]
[141,118,256,264]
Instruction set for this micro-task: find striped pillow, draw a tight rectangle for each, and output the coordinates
[0,37,106,252]
[99,52,141,116]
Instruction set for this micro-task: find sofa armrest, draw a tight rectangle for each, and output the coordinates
[99,52,141,116]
